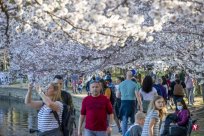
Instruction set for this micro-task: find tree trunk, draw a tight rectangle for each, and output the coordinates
[3,49,8,71]
[201,84,204,103]
[194,78,201,96]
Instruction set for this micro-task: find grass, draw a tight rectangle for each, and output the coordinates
[188,97,204,136]
[191,131,204,136]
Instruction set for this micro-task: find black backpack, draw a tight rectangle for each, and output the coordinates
[53,104,76,136]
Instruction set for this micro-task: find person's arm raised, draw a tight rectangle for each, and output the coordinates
[25,83,43,110]
[35,85,60,112]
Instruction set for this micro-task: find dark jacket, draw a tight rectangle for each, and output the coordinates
[61,91,73,108]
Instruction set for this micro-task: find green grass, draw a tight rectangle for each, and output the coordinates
[191,131,204,136]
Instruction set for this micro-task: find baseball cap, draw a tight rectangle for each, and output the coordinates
[89,76,101,85]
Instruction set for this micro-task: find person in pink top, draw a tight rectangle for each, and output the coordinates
[78,79,114,136]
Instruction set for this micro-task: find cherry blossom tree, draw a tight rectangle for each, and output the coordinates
[0,0,203,83]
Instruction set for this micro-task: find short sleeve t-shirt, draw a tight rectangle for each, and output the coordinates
[115,84,119,91]
[139,87,158,101]
[81,95,113,131]
[141,110,160,136]
[119,80,138,100]
[38,101,63,132]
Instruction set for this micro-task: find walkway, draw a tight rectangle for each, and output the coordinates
[1,84,204,136]
[69,90,204,136]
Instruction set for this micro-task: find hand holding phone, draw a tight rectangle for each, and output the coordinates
[28,83,33,91]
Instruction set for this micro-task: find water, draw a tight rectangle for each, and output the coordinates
[0,98,37,136]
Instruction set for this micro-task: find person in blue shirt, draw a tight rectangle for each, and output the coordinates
[117,71,140,136]
[125,111,145,136]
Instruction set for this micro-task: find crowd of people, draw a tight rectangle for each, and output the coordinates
[78,70,196,136]
[24,69,197,136]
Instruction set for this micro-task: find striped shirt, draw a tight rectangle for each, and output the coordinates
[141,110,160,136]
[38,101,63,132]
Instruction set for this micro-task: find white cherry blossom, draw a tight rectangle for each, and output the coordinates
[0,0,203,83]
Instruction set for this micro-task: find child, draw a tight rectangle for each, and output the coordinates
[141,95,165,136]
[125,111,146,136]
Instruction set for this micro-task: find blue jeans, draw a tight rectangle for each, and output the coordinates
[84,129,108,136]
[38,128,63,136]
[120,100,136,136]
[187,88,194,104]
[121,114,134,136]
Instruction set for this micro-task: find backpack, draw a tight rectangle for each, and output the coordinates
[173,83,184,96]
[53,104,76,136]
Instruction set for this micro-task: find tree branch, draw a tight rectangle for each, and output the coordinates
[45,11,121,39]
[0,0,10,46]
[162,30,204,37]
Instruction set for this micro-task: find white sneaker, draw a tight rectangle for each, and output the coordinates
[110,124,116,127]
